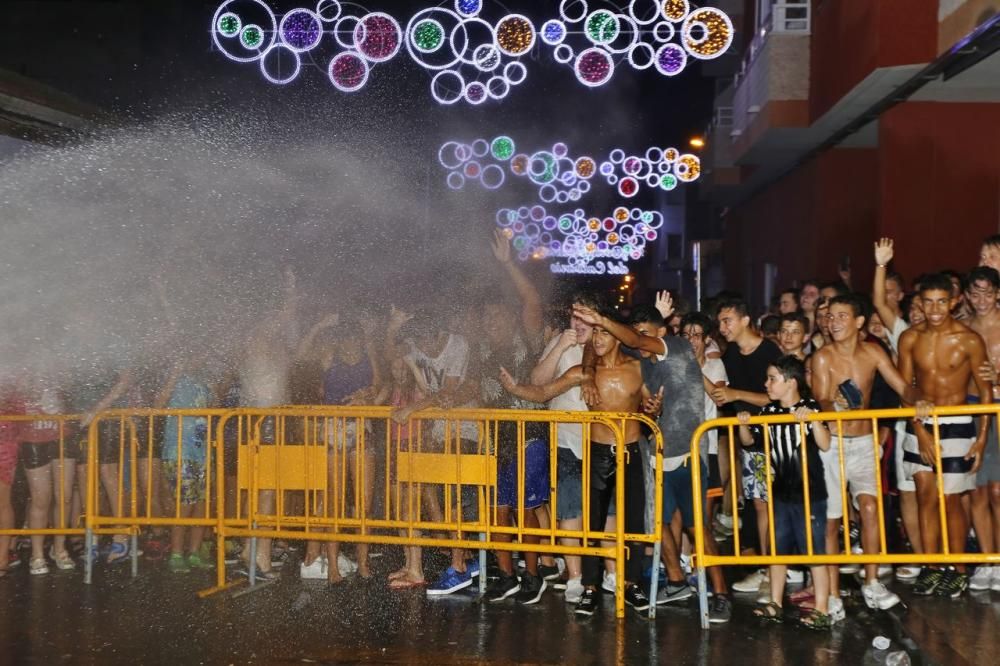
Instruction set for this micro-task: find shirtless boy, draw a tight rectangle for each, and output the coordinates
[899,274,992,598]
[501,312,652,617]
[810,294,920,612]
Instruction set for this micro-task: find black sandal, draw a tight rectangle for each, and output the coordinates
[753,601,783,622]
[800,608,832,631]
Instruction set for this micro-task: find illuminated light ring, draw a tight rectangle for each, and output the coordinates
[660,173,678,190]
[496,209,514,226]
[260,43,301,84]
[652,20,675,42]
[655,42,687,76]
[682,8,734,60]
[602,218,616,232]
[212,0,277,63]
[618,177,639,198]
[628,0,662,25]
[447,171,466,189]
[279,8,323,53]
[240,24,265,50]
[480,164,505,189]
[609,149,625,163]
[328,51,369,92]
[530,205,546,221]
[503,61,527,85]
[451,17,494,66]
[470,138,489,157]
[646,211,664,229]
[664,147,679,161]
[517,206,530,219]
[510,154,529,175]
[570,189,583,201]
[633,158,653,179]
[494,14,536,57]
[622,156,642,175]
[512,221,526,233]
[557,156,576,174]
[574,47,614,87]
[528,151,557,184]
[463,160,481,178]
[627,42,656,70]
[556,191,570,204]
[487,76,510,99]
[584,9,620,45]
[559,0,589,24]
[316,0,342,22]
[540,231,553,245]
[603,14,641,55]
[490,135,515,160]
[525,223,541,239]
[656,160,670,173]
[430,69,465,105]
[613,206,629,222]
[354,12,403,63]
[674,153,701,181]
[464,81,488,105]
[607,174,619,185]
[455,0,482,18]
[646,147,663,162]
[542,216,557,231]
[472,44,502,71]
[554,44,575,64]
[334,16,360,49]
[645,173,660,187]
[217,12,241,37]
[599,161,614,176]
[661,0,690,22]
[552,142,568,158]
[438,141,467,169]
[412,18,445,53]
[578,180,591,193]
[405,7,462,71]
[541,20,567,46]
[630,207,642,220]
[539,184,557,203]
[575,157,596,178]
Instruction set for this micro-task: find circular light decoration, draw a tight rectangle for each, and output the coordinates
[553,142,568,158]
[645,173,660,187]
[494,14,535,57]
[682,8,733,60]
[355,12,402,62]
[316,0,341,22]
[412,18,445,53]
[217,12,241,37]
[487,76,510,99]
[661,0,690,22]
[240,24,265,50]
[438,141,468,169]
[585,10,620,45]
[470,138,489,157]
[431,69,465,105]
[560,0,589,23]
[652,20,675,42]
[528,151,558,185]
[609,149,625,163]
[260,44,301,84]
[455,0,482,18]
[541,19,567,46]
[674,153,701,182]
[613,207,629,222]
[447,171,465,189]
[279,8,322,52]
[627,42,656,70]
[629,0,661,25]
[491,136,515,160]
[463,160,482,178]
[664,147,679,161]
[655,43,687,76]
[574,47,614,87]
[575,156,596,178]
[623,156,642,175]
[618,177,639,198]
[465,81,488,104]
[334,15,360,49]
[328,51,369,92]
[554,44,574,64]
[510,154,529,175]
[539,184,557,203]
[504,61,527,85]
[452,17,495,65]
[472,43,502,71]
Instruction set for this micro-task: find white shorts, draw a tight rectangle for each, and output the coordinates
[901,417,977,495]
[821,434,881,520]
[894,420,914,492]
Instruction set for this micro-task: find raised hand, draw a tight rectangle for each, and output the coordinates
[874,238,894,267]
[388,304,413,329]
[571,304,602,326]
[655,291,674,320]
[558,328,579,350]
[491,229,512,264]
[499,366,517,392]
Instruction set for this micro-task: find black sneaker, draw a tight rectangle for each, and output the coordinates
[656,580,694,605]
[515,572,547,605]
[913,568,945,596]
[934,569,968,598]
[481,573,520,603]
[538,563,562,581]
[624,583,650,611]
[708,594,732,624]
[575,588,599,616]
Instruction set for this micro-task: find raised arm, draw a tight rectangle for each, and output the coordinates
[501,365,584,404]
[492,230,543,335]
[873,238,900,331]
[530,329,577,385]
[295,313,339,360]
[383,305,412,362]
[571,304,665,356]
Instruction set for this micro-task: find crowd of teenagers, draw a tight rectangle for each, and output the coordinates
[3,230,1000,631]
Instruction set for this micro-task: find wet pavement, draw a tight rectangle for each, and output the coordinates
[2,547,999,665]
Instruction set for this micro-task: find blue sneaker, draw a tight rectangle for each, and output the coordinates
[427,566,473,596]
[465,558,481,578]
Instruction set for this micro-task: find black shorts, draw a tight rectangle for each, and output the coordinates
[19,441,62,469]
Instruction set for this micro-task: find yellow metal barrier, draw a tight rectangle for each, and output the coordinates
[690,404,1000,629]
[211,406,664,619]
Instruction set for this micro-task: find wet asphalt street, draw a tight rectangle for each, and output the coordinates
[2,546,998,665]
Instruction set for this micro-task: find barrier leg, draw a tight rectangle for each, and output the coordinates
[249,529,258,586]
[131,533,139,578]
[697,566,709,630]
[648,539,660,619]
[478,535,487,594]
[84,528,94,585]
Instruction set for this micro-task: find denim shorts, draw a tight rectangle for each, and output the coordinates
[496,439,550,509]
[556,447,582,520]
[662,459,708,530]
[773,499,827,556]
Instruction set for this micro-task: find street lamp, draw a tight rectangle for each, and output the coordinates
[689,136,705,149]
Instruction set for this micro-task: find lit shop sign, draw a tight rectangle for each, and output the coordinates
[550,260,630,275]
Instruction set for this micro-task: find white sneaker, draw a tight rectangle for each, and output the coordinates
[601,571,617,594]
[896,564,921,580]
[565,577,585,604]
[827,596,846,623]
[863,580,901,610]
[970,565,993,591]
[299,556,328,580]
[859,564,894,579]
[680,554,692,576]
[991,566,1000,592]
[29,557,49,576]
[733,569,768,593]
[338,553,358,576]
[785,569,805,585]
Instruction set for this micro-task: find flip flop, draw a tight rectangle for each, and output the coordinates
[389,578,427,590]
